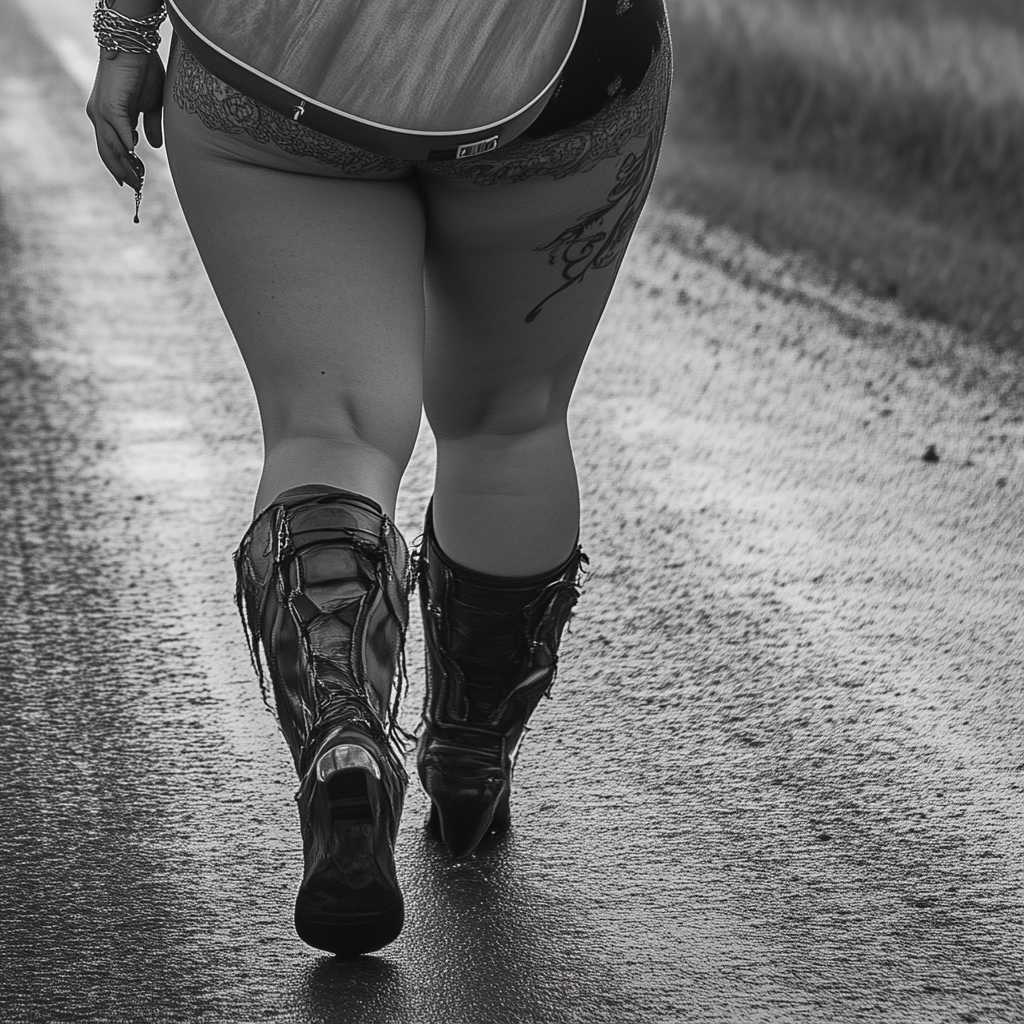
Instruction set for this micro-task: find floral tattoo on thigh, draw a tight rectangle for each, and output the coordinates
[426,25,672,321]
[527,39,671,320]
[526,132,661,321]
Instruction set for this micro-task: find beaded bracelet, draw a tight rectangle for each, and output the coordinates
[93,0,167,54]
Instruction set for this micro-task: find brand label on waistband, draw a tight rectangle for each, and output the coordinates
[456,136,499,159]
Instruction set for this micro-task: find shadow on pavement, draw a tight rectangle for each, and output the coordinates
[298,823,622,1024]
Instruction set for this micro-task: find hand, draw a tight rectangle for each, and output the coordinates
[86,48,165,191]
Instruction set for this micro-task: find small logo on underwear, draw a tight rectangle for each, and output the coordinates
[456,136,499,159]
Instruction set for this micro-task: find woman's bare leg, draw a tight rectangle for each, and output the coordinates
[420,64,670,575]
[162,48,425,516]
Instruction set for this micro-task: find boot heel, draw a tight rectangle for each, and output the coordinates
[491,790,511,832]
[427,789,512,854]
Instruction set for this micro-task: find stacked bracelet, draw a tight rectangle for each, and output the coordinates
[93,0,167,54]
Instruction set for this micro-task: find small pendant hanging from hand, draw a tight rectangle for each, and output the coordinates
[128,151,145,224]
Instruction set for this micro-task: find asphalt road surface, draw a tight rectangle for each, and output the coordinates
[1,2,1022,1022]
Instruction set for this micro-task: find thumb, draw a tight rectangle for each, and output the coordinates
[143,106,163,149]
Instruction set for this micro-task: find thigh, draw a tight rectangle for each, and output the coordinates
[417,4,672,438]
[162,40,427,452]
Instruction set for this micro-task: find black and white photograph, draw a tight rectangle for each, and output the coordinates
[0,0,1020,1020]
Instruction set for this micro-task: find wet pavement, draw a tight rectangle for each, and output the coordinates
[1,1,1022,1022]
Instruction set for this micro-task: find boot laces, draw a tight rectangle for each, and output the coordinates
[315,686,382,740]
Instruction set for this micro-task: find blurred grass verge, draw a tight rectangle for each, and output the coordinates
[654,0,1024,350]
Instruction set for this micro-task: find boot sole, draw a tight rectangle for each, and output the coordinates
[294,770,404,956]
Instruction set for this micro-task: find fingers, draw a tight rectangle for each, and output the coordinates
[87,90,138,186]
[93,118,144,189]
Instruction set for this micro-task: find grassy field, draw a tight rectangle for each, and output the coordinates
[658,0,1024,348]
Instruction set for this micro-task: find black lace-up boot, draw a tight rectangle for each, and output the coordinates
[233,486,412,955]
[416,504,587,858]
